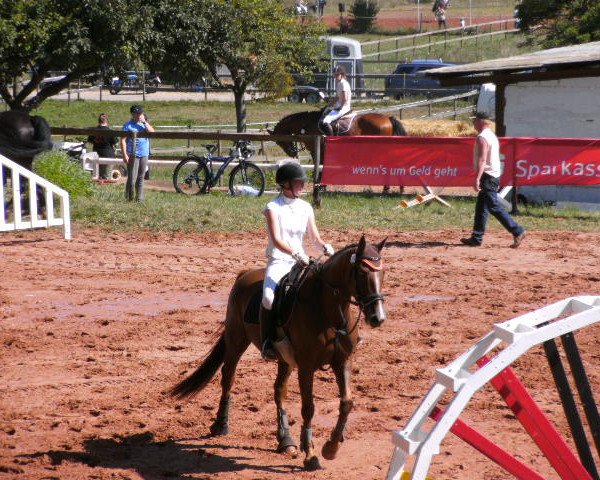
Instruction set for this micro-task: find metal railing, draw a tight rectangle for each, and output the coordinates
[362,20,517,60]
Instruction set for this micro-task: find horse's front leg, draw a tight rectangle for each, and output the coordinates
[298,367,321,471]
[322,360,353,460]
[274,360,297,457]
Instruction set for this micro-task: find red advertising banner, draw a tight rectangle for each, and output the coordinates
[322,136,600,187]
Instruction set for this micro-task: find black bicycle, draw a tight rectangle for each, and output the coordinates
[173,140,265,196]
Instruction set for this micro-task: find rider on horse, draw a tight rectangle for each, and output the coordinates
[320,65,352,137]
[260,162,334,361]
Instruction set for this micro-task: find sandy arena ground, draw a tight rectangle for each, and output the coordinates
[1,225,599,480]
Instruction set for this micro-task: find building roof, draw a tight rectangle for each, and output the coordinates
[425,41,600,85]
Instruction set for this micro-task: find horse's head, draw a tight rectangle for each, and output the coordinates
[350,235,387,327]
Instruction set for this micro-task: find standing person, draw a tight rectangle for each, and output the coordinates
[435,5,448,30]
[260,162,334,361]
[320,65,352,136]
[120,105,154,201]
[87,113,118,180]
[317,0,326,18]
[461,112,526,248]
[295,0,308,22]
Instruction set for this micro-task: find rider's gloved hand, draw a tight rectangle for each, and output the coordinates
[323,243,334,256]
[292,251,310,266]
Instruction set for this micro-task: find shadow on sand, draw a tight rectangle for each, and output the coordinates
[23,431,300,479]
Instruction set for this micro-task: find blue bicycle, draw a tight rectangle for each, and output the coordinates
[173,140,265,196]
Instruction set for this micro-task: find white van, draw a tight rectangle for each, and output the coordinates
[476,83,496,118]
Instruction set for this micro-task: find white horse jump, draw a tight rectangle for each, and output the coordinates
[0,153,71,240]
[387,296,600,480]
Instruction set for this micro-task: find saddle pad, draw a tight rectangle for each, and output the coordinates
[243,290,261,325]
[335,111,357,135]
[243,263,308,326]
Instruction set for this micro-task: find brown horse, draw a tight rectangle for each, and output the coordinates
[268,108,406,162]
[170,235,387,470]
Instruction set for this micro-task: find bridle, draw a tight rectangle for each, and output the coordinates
[349,251,385,310]
[317,248,385,358]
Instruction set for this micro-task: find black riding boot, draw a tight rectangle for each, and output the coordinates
[322,122,334,136]
[259,305,278,361]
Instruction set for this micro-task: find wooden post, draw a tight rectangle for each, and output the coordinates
[312,135,322,207]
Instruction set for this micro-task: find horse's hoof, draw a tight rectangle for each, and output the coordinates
[304,455,322,471]
[283,445,298,458]
[321,440,339,460]
[209,423,228,436]
[277,435,297,455]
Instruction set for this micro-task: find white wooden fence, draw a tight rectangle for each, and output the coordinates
[0,153,71,240]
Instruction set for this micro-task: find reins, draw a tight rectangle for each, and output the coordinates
[316,249,385,360]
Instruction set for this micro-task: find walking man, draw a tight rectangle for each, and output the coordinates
[461,112,526,248]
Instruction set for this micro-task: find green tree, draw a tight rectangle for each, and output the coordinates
[349,0,380,34]
[151,0,325,132]
[0,0,149,111]
[517,0,600,47]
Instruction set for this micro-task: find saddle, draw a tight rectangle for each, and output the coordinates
[319,110,357,136]
[243,262,310,327]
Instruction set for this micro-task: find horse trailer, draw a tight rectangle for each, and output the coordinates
[291,36,365,100]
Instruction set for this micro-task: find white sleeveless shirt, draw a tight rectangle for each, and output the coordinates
[476,127,501,178]
[264,195,312,261]
[336,78,352,108]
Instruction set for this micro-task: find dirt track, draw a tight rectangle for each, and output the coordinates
[1,226,599,479]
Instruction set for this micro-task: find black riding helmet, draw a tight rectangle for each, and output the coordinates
[276,162,307,186]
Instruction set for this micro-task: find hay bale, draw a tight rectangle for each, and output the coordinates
[401,119,477,137]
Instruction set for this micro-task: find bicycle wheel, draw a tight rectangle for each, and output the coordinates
[228,162,265,197]
[173,157,210,195]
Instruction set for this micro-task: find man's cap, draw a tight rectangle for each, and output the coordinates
[130,105,144,114]
[475,111,491,120]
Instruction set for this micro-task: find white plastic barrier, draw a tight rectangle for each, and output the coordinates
[0,153,71,240]
[387,296,600,480]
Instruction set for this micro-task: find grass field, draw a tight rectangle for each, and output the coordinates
[29,8,598,235]
[72,183,600,234]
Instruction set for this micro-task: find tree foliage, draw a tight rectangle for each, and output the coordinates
[0,0,149,110]
[517,0,600,47]
[149,0,325,131]
[0,0,325,132]
[349,0,380,34]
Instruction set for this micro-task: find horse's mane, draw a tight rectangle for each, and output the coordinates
[317,243,357,273]
[320,240,380,269]
[276,109,323,128]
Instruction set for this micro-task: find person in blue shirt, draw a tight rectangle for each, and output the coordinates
[120,105,154,201]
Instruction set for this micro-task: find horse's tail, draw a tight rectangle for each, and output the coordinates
[390,116,407,136]
[169,328,226,399]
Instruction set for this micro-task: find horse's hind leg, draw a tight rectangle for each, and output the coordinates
[210,336,250,436]
[274,361,297,457]
[321,361,353,460]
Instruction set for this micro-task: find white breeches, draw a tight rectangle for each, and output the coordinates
[262,258,295,310]
[322,104,351,125]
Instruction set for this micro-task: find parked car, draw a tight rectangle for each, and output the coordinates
[287,85,325,104]
[108,72,161,94]
[384,59,474,99]
[39,74,67,91]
